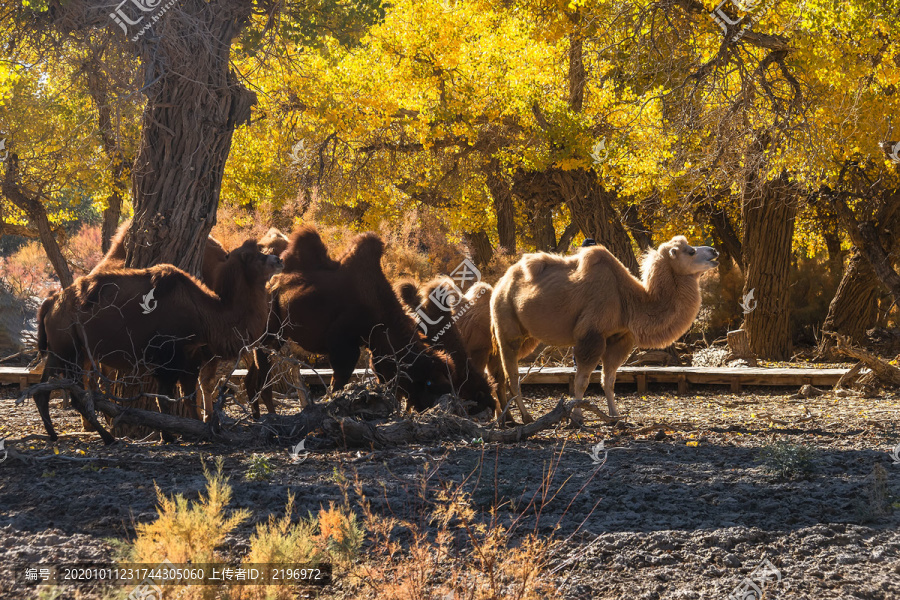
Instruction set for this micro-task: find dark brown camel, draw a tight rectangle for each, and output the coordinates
[245,226,454,418]
[394,277,495,416]
[92,219,228,288]
[36,240,283,442]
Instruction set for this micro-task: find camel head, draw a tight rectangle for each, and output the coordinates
[259,227,289,257]
[656,236,718,276]
[225,239,285,288]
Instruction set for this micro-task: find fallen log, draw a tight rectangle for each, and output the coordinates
[17,380,579,447]
[831,334,900,387]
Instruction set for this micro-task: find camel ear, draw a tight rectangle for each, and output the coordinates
[668,247,678,259]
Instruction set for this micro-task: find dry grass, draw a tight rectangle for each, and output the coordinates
[124,455,561,600]
[0,224,104,300]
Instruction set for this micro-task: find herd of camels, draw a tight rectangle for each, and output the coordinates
[32,220,719,443]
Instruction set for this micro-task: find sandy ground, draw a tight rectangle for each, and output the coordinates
[1,382,899,599]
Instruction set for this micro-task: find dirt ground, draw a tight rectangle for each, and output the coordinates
[1,380,899,599]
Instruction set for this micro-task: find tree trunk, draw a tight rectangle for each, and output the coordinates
[511,168,638,273]
[567,19,585,112]
[485,161,516,253]
[823,230,844,281]
[530,205,556,252]
[562,173,639,274]
[101,192,123,253]
[464,229,494,267]
[1,154,73,287]
[622,203,652,251]
[82,56,129,253]
[822,248,881,342]
[696,197,743,271]
[555,222,580,253]
[741,175,797,360]
[124,3,256,273]
[831,194,900,308]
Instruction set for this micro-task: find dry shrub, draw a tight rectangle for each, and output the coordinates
[378,209,467,282]
[125,453,560,600]
[235,497,363,600]
[129,458,249,599]
[351,476,561,600]
[0,241,56,299]
[480,251,520,286]
[212,204,285,251]
[64,224,104,277]
[790,254,840,345]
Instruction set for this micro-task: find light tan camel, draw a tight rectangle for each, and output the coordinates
[451,282,494,375]
[490,236,718,424]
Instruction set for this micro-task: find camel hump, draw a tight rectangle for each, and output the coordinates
[340,232,384,269]
[394,279,421,310]
[283,225,339,272]
[519,251,575,280]
[578,245,617,268]
[464,281,492,302]
[206,235,227,257]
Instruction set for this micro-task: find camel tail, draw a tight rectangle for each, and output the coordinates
[37,296,54,354]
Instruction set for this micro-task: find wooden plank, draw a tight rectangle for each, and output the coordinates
[0,366,41,389]
[4,364,854,391]
[636,373,647,394]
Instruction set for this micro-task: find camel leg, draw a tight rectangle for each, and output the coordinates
[79,360,97,432]
[155,378,179,443]
[485,350,507,421]
[599,333,635,418]
[328,342,360,394]
[70,389,115,445]
[572,331,606,424]
[179,375,202,421]
[199,361,220,422]
[245,347,275,419]
[493,323,533,425]
[35,354,64,441]
[67,350,114,445]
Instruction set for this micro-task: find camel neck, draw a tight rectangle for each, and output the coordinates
[632,266,702,349]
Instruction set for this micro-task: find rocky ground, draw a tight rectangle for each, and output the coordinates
[0,381,898,599]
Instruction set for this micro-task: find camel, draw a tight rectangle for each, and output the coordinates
[92,219,228,288]
[394,277,495,415]
[245,226,454,418]
[490,236,718,424]
[36,240,283,442]
[258,227,290,257]
[451,282,494,376]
